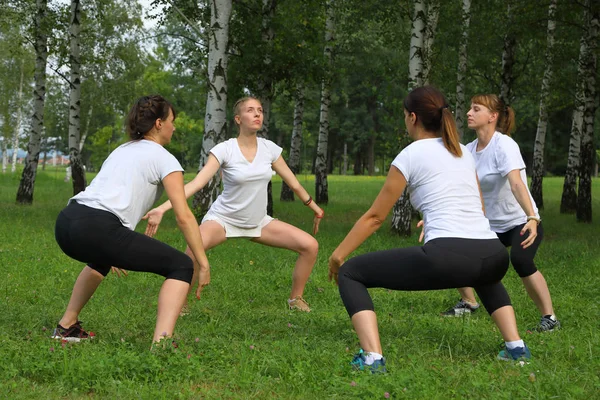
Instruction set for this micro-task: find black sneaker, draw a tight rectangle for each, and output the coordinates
[441,299,480,317]
[532,315,560,332]
[51,321,96,342]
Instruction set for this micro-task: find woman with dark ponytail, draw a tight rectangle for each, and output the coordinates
[52,95,209,345]
[441,94,559,333]
[328,86,530,373]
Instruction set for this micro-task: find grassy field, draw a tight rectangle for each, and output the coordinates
[0,169,598,399]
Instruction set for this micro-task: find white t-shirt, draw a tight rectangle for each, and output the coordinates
[71,140,183,230]
[466,131,539,233]
[391,138,497,244]
[208,138,282,228]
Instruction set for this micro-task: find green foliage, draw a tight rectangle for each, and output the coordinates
[0,172,598,398]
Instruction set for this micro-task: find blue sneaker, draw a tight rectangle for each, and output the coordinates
[350,349,387,374]
[497,344,531,361]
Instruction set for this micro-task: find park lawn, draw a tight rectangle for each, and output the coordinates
[0,169,598,399]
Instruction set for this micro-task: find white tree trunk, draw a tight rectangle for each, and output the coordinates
[530,0,557,210]
[16,0,48,204]
[11,61,25,173]
[280,84,304,202]
[422,0,439,85]
[408,0,426,89]
[315,0,335,205]
[192,0,232,218]
[392,0,426,236]
[455,0,471,139]
[500,4,516,104]
[79,104,93,152]
[562,5,591,214]
[577,3,599,222]
[68,0,86,195]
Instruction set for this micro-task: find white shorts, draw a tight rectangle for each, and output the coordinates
[201,212,274,238]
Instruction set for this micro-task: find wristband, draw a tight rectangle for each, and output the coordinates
[304,196,313,206]
[315,211,324,219]
[527,216,541,224]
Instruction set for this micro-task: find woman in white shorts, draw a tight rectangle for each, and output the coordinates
[145,97,323,312]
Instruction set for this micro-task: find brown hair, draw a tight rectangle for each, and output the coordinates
[470,94,515,136]
[126,95,176,140]
[404,86,462,157]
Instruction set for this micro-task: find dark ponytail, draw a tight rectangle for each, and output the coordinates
[126,95,176,140]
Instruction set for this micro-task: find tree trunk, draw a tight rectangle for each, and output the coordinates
[342,142,347,175]
[422,0,439,85]
[315,0,335,205]
[455,0,471,140]
[68,0,86,195]
[79,104,93,153]
[2,107,9,174]
[530,0,557,209]
[11,60,25,174]
[366,95,380,176]
[281,84,304,202]
[576,3,599,223]
[391,0,426,236]
[561,35,587,213]
[500,4,516,105]
[16,0,48,205]
[192,0,232,219]
[257,0,276,216]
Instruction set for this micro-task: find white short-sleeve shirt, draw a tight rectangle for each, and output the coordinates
[466,131,539,233]
[391,138,497,243]
[207,138,282,228]
[71,140,184,230]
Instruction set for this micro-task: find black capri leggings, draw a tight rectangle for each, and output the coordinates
[338,238,511,317]
[496,222,544,278]
[55,201,193,283]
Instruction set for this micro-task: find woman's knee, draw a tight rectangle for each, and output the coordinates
[510,251,537,277]
[302,236,319,257]
[165,252,194,283]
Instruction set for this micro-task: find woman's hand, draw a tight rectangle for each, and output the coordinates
[313,208,324,235]
[143,208,165,237]
[328,254,344,285]
[110,267,128,277]
[416,220,425,242]
[520,220,538,248]
[195,262,211,300]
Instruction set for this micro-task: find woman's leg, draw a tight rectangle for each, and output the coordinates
[351,310,382,354]
[58,266,104,329]
[185,221,227,298]
[490,305,521,342]
[154,279,191,342]
[250,220,318,301]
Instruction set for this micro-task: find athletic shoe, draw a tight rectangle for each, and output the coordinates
[351,349,387,374]
[288,296,311,312]
[532,315,560,332]
[441,299,480,316]
[497,344,531,361]
[51,321,96,343]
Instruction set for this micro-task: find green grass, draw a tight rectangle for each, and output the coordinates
[0,169,599,399]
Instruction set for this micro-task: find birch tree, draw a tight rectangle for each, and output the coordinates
[11,61,26,173]
[530,0,557,209]
[500,3,516,105]
[422,0,439,85]
[315,0,335,205]
[257,0,276,215]
[16,0,48,204]
[281,84,304,201]
[391,0,425,236]
[576,2,599,222]
[68,0,86,195]
[192,0,232,218]
[455,0,471,139]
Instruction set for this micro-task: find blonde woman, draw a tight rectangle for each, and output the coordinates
[145,97,323,312]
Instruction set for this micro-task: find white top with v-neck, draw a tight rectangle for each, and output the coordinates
[207,137,282,228]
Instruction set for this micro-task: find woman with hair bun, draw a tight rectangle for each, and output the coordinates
[52,95,208,345]
[145,97,323,312]
[328,86,530,373]
[441,94,559,333]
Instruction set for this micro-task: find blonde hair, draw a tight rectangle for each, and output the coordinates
[233,96,261,126]
[471,94,516,136]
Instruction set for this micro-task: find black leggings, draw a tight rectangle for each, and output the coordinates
[496,223,544,278]
[338,238,511,317]
[55,201,193,283]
